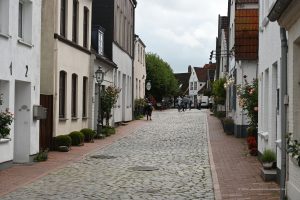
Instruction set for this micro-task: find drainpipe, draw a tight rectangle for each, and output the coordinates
[279,27,287,200]
[226,0,231,74]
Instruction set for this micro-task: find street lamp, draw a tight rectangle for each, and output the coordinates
[95,66,104,138]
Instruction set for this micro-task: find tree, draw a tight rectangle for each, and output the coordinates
[212,78,226,105]
[101,86,120,126]
[146,53,179,101]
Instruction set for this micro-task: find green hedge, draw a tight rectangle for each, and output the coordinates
[69,131,84,146]
[53,135,72,150]
[80,128,96,142]
[102,126,116,137]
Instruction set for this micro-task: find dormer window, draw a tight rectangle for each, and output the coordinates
[98,29,104,55]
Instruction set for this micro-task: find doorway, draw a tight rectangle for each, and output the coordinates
[14,81,31,163]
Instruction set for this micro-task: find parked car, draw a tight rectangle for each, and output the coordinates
[201,96,209,107]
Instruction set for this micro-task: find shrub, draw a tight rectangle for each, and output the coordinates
[247,126,257,136]
[53,135,72,150]
[69,131,84,146]
[223,117,234,125]
[214,111,226,119]
[34,149,48,162]
[80,128,96,142]
[261,149,276,163]
[102,126,116,137]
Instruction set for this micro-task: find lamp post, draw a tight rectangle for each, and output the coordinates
[95,66,104,138]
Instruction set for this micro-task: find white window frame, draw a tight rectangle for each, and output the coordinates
[18,0,33,45]
[0,0,10,37]
[98,29,104,55]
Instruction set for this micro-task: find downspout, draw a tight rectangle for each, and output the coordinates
[279,27,287,200]
[132,2,137,120]
[226,0,231,74]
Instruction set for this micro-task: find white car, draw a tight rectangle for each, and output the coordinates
[201,96,209,107]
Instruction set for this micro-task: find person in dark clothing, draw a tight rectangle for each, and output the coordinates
[144,101,153,120]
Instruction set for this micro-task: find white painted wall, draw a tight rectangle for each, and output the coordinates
[133,38,146,100]
[89,54,116,130]
[257,0,281,170]
[41,0,92,137]
[113,43,133,122]
[219,29,228,79]
[0,0,41,164]
[279,2,300,197]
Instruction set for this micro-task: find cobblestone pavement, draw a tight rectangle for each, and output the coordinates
[1,110,213,200]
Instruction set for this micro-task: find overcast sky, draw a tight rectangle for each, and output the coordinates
[135,0,228,73]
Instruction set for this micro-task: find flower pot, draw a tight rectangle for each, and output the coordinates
[262,162,273,169]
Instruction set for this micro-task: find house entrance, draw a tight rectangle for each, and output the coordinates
[40,95,53,150]
[14,81,31,163]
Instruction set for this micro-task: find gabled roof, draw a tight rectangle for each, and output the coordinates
[194,67,207,82]
[194,63,216,82]
[235,9,259,60]
[174,72,191,95]
[220,16,229,42]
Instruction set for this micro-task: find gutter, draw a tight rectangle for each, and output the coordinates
[268,0,292,22]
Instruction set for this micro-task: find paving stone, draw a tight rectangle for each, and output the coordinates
[1,110,213,200]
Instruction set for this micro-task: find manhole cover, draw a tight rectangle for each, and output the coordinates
[128,166,159,171]
[90,155,117,159]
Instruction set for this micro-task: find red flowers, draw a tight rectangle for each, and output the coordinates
[247,136,258,156]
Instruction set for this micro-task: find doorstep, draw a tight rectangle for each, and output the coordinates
[261,168,277,182]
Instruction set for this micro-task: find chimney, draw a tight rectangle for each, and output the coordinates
[188,65,192,73]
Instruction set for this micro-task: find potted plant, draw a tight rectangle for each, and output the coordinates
[222,117,234,135]
[247,136,258,156]
[261,149,276,169]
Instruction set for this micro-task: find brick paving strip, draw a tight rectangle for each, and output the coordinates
[206,111,280,200]
[0,119,147,197]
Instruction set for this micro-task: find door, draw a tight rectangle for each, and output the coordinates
[39,95,53,150]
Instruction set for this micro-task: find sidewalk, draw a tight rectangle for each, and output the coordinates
[0,119,147,197]
[207,112,280,200]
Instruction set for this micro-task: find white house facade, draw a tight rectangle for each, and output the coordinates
[257,0,282,179]
[227,0,258,137]
[40,0,92,142]
[188,67,206,107]
[0,0,41,166]
[269,0,300,198]
[133,35,146,100]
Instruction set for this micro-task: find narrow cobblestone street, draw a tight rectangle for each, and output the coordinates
[1,110,214,200]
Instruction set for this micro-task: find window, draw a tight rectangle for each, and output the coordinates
[83,7,89,48]
[18,2,23,38]
[60,0,66,37]
[98,29,104,55]
[194,82,197,90]
[190,82,193,90]
[72,0,78,43]
[82,77,88,118]
[71,74,78,118]
[0,0,9,35]
[59,71,67,118]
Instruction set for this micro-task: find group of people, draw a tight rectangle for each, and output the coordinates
[176,96,192,112]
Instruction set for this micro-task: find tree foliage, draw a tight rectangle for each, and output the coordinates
[212,78,226,104]
[101,86,120,126]
[145,53,179,101]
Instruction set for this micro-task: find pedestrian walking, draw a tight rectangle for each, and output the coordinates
[177,96,182,112]
[144,100,153,120]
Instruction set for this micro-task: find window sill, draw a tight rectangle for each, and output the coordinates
[17,39,34,48]
[0,138,11,144]
[71,117,79,120]
[0,32,11,39]
[59,118,68,121]
[82,117,88,120]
